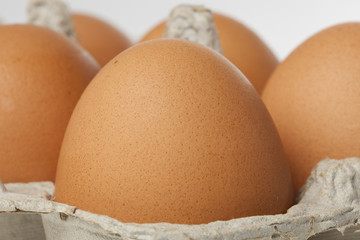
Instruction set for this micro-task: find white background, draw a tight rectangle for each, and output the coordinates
[1,0,360,60]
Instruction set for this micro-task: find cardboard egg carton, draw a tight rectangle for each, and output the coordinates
[1,158,360,240]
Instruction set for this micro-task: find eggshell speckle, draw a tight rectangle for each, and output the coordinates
[140,13,278,93]
[262,23,360,193]
[55,39,293,224]
[0,24,99,183]
[73,13,132,66]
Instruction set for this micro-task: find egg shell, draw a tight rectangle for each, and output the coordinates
[262,23,360,193]
[55,39,293,224]
[0,24,99,183]
[140,13,278,94]
[3,158,360,239]
[73,13,132,66]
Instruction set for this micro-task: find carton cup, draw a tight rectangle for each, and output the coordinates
[1,158,360,240]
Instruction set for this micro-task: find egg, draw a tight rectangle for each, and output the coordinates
[55,39,293,224]
[72,13,132,66]
[262,23,360,193]
[140,12,278,94]
[0,24,99,183]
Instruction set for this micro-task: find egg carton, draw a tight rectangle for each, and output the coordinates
[1,158,360,240]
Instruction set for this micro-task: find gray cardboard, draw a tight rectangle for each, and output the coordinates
[1,158,360,239]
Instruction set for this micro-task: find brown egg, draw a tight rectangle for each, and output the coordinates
[72,13,132,67]
[140,13,278,94]
[262,23,360,193]
[55,39,293,224]
[0,24,99,183]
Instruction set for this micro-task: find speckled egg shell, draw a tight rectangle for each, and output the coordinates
[262,23,360,193]
[0,24,99,183]
[140,13,278,94]
[73,13,132,67]
[55,39,293,224]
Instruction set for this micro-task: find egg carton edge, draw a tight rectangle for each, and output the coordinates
[1,157,360,239]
